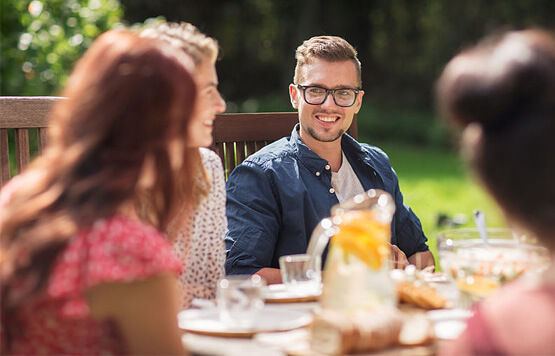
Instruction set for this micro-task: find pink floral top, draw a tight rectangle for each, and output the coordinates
[1,177,182,355]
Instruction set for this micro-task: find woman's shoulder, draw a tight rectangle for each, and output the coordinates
[49,216,181,297]
[76,216,161,240]
[199,147,223,168]
[478,280,555,355]
[484,279,555,314]
[83,216,175,258]
[199,147,225,184]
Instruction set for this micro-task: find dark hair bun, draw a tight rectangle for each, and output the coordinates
[438,30,555,133]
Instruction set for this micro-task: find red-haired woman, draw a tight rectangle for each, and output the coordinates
[0,30,197,354]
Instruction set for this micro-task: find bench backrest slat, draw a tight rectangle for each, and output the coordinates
[1,97,58,186]
[0,129,10,184]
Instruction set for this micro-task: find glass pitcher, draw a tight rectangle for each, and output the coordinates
[307,189,397,313]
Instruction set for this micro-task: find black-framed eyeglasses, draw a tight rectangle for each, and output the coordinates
[296,84,361,107]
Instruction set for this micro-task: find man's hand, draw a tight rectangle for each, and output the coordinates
[390,244,410,269]
[390,245,436,270]
[408,250,435,270]
[255,267,282,284]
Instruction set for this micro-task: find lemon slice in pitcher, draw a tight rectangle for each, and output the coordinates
[332,210,390,270]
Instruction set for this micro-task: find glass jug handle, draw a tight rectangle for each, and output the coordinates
[306,218,338,264]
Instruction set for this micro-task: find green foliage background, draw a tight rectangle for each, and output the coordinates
[2,0,533,259]
[370,140,506,258]
[4,1,554,147]
[1,0,123,96]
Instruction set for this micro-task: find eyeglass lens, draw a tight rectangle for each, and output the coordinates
[303,86,357,107]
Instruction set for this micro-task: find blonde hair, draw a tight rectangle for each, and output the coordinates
[141,22,219,65]
[139,21,218,230]
[294,35,362,87]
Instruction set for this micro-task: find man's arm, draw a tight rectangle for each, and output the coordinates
[408,250,435,269]
[364,146,433,267]
[225,162,281,275]
[389,169,434,267]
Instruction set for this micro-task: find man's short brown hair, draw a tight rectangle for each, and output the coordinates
[141,22,219,66]
[293,35,362,87]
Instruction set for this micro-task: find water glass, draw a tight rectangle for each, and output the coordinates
[279,254,322,295]
[217,275,266,329]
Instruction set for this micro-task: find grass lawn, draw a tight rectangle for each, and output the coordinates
[362,139,507,260]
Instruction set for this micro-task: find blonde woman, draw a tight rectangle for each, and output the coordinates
[141,22,228,308]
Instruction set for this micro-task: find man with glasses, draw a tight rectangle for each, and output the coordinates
[225,36,434,283]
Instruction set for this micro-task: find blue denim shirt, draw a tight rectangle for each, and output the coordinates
[225,125,429,275]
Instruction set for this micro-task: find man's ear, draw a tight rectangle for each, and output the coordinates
[289,84,299,109]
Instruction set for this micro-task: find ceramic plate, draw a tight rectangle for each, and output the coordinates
[178,307,313,338]
[426,308,473,340]
[263,284,321,303]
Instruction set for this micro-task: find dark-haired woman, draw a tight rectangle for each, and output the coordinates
[0,31,197,354]
[437,29,555,355]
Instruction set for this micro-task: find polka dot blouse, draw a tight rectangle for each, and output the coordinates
[170,148,227,308]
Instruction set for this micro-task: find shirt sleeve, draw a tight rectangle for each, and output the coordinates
[390,167,430,257]
[224,161,281,275]
[363,145,429,257]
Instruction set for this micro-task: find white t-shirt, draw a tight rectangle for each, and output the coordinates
[331,151,365,202]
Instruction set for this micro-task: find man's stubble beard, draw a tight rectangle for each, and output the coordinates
[306,126,345,143]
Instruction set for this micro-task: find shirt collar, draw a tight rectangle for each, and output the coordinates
[290,124,332,174]
[289,123,386,183]
[340,131,387,185]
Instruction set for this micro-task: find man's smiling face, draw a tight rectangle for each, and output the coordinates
[290,58,363,145]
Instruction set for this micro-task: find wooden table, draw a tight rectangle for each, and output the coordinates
[181,301,444,356]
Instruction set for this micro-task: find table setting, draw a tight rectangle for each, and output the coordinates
[179,192,552,355]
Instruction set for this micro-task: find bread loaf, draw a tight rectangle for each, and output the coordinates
[398,313,435,346]
[397,281,447,309]
[310,309,402,355]
[310,310,358,355]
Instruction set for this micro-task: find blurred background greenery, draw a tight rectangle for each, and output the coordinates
[2,0,553,252]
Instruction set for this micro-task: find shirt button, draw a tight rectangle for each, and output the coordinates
[325,165,331,170]
[315,171,321,177]
[329,188,335,194]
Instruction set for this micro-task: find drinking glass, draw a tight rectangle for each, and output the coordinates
[438,228,550,308]
[217,275,266,329]
[279,253,322,295]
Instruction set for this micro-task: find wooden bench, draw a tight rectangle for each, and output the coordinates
[1,96,55,186]
[1,96,358,185]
